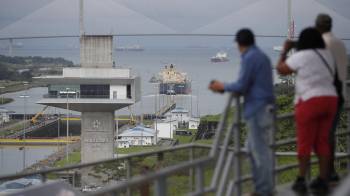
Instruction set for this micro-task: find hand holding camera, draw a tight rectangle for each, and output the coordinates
[283,40,297,53]
[209,80,225,93]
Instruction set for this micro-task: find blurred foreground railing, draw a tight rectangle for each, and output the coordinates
[0,90,350,195]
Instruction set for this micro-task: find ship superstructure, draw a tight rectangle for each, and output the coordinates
[152,64,191,95]
[211,52,229,62]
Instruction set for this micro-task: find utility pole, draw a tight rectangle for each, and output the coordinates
[20,81,29,170]
[65,88,70,162]
[154,84,158,144]
[9,39,13,57]
[0,86,5,105]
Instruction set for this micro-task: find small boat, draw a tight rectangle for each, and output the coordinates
[273,46,283,52]
[115,44,144,51]
[211,52,229,62]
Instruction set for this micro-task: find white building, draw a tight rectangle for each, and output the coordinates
[117,140,130,148]
[155,119,177,139]
[164,107,200,130]
[166,107,190,124]
[118,125,156,146]
[189,118,200,130]
[0,108,11,125]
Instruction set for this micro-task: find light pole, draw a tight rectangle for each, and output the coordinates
[169,115,172,139]
[0,86,5,105]
[196,85,200,117]
[116,110,119,158]
[151,83,159,144]
[19,82,29,170]
[154,84,157,144]
[65,88,70,161]
[61,88,75,161]
[56,108,60,148]
[0,146,3,170]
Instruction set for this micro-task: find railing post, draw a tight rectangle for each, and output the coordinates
[126,158,132,196]
[210,94,234,157]
[270,108,277,189]
[211,95,237,190]
[41,173,47,183]
[195,164,204,194]
[233,96,242,196]
[217,151,234,196]
[155,176,167,196]
[189,146,194,192]
[157,152,164,162]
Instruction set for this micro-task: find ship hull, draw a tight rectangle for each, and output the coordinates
[211,57,229,62]
[159,82,191,95]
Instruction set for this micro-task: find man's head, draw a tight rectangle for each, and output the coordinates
[315,13,332,34]
[235,28,255,53]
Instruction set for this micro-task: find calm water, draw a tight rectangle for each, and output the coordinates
[1,47,241,115]
[0,43,276,115]
[1,37,349,115]
[0,146,59,175]
[0,37,349,177]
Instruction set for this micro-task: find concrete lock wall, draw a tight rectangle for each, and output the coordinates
[81,112,115,163]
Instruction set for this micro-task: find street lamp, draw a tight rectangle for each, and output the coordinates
[60,88,75,161]
[0,86,5,105]
[154,83,159,144]
[149,82,159,144]
[66,88,69,162]
[19,84,29,170]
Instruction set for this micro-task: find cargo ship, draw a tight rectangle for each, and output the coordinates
[150,64,191,95]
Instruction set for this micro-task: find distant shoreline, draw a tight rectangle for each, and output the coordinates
[0,81,44,95]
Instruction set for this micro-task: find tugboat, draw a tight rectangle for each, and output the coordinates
[150,64,191,95]
[211,52,229,62]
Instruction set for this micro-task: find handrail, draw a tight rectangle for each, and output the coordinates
[0,143,204,181]
[87,157,213,196]
[209,94,235,157]
[211,94,238,190]
[1,92,350,195]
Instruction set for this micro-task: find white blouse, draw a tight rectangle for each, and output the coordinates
[286,49,337,104]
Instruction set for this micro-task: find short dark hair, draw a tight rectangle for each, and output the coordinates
[235,28,255,46]
[315,13,332,33]
[297,27,325,51]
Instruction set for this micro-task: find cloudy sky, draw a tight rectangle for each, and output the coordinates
[0,0,349,38]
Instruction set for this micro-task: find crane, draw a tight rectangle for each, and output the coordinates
[30,106,49,124]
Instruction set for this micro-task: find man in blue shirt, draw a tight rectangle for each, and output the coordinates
[209,28,275,196]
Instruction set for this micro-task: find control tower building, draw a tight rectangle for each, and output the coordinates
[36,35,140,163]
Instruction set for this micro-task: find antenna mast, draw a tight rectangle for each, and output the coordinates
[79,0,85,36]
[287,0,293,40]
[287,0,292,39]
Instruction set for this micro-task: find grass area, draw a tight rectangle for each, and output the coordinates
[116,146,159,154]
[174,135,193,144]
[54,151,81,167]
[194,139,213,145]
[0,120,29,136]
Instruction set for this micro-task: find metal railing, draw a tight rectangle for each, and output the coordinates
[0,94,349,195]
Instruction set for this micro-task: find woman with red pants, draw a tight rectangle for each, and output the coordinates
[277,27,338,194]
